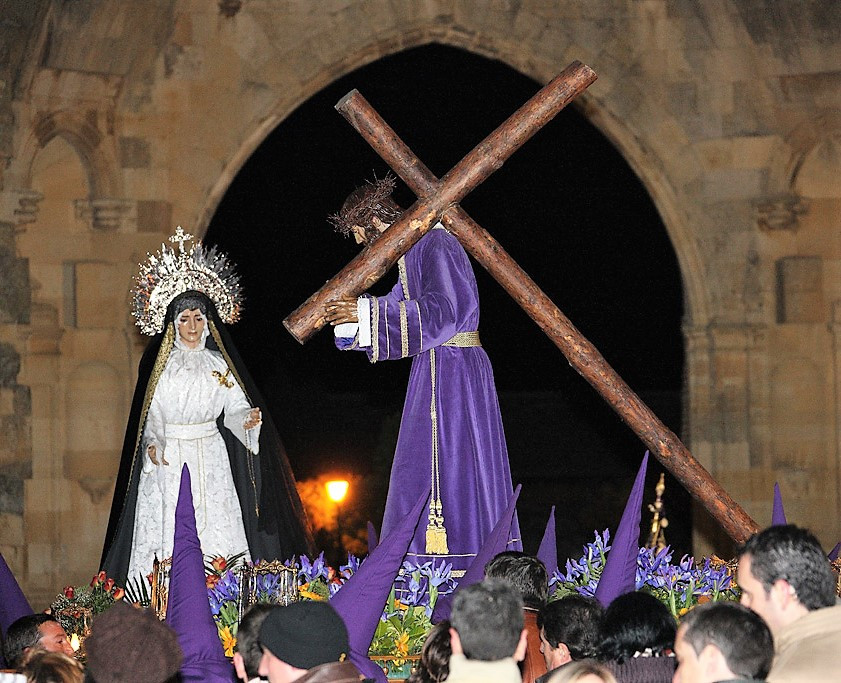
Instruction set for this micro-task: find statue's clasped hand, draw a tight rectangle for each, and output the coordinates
[147,444,169,466]
[243,407,262,430]
[324,298,358,326]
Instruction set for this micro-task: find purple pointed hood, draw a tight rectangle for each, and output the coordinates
[432,484,522,623]
[367,520,379,554]
[595,452,649,607]
[537,506,558,579]
[166,465,235,682]
[331,491,430,683]
[0,551,33,637]
[771,482,787,526]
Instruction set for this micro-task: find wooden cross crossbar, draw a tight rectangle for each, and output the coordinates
[283,61,759,544]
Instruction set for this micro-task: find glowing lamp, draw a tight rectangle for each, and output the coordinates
[326,479,349,503]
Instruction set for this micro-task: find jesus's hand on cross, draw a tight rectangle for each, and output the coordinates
[324,298,359,325]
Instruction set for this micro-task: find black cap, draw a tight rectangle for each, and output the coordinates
[259,601,349,670]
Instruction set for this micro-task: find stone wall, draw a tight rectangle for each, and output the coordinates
[0,0,839,601]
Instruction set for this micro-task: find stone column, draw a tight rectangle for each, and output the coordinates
[0,188,40,595]
[686,322,769,556]
[830,301,841,531]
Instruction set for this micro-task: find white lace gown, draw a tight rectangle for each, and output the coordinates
[126,330,259,582]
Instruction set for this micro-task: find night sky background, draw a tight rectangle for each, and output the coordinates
[205,44,690,561]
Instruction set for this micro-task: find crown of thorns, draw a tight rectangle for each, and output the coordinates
[328,175,403,237]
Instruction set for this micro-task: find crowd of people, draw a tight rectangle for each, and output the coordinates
[1,523,838,683]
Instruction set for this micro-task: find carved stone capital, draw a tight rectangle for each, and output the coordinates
[0,189,44,226]
[755,195,808,233]
[74,198,137,232]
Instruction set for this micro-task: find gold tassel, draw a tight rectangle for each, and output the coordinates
[426,503,449,554]
[426,523,449,554]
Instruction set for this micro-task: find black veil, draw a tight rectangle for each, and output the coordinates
[101,292,314,586]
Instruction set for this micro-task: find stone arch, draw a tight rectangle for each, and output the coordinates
[198,34,709,326]
[13,109,120,199]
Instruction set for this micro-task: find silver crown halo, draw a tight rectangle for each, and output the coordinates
[132,226,244,335]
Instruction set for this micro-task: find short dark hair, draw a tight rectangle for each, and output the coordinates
[738,524,836,610]
[597,592,675,664]
[3,614,57,669]
[235,604,276,678]
[538,595,604,660]
[484,552,549,609]
[451,579,524,662]
[679,602,773,679]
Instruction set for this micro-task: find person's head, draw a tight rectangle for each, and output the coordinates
[258,601,349,683]
[233,603,276,682]
[484,552,549,610]
[329,175,403,245]
[673,602,773,683]
[597,591,676,664]
[3,615,74,670]
[84,602,182,683]
[737,524,836,635]
[537,595,604,671]
[21,651,84,683]
[407,620,452,683]
[545,659,618,683]
[449,579,527,663]
[171,291,209,349]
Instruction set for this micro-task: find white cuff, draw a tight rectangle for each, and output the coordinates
[357,297,371,347]
[334,322,359,338]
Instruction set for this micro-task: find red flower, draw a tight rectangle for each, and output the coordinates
[206,574,220,590]
[112,587,125,601]
[103,578,115,592]
[90,570,106,587]
[211,556,227,573]
[146,572,154,586]
[63,586,75,599]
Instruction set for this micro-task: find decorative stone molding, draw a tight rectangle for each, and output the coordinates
[73,198,136,232]
[755,195,808,233]
[0,189,44,226]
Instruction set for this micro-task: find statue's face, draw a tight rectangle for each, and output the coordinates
[177,308,205,348]
[351,216,390,245]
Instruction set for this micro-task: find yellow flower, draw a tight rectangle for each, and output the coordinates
[394,600,409,611]
[395,631,410,658]
[219,626,236,658]
[299,589,326,601]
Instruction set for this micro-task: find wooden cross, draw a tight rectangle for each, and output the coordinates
[284,61,759,544]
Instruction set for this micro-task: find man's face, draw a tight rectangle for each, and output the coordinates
[38,621,75,658]
[737,554,784,633]
[672,625,703,683]
[257,649,305,683]
[538,627,568,671]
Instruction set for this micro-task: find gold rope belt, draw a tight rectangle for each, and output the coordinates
[442,331,481,347]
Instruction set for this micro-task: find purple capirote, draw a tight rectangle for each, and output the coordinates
[594,452,650,607]
[537,505,558,579]
[772,482,787,526]
[331,491,430,683]
[166,464,235,682]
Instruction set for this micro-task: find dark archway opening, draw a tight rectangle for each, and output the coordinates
[206,43,688,562]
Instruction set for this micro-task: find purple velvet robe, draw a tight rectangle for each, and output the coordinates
[338,226,521,572]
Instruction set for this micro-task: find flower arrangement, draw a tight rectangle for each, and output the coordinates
[550,529,740,617]
[370,560,455,664]
[50,571,126,646]
[202,552,455,665]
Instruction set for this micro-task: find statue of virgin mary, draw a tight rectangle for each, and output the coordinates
[101,228,313,586]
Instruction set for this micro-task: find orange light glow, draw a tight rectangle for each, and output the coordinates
[326,479,349,503]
